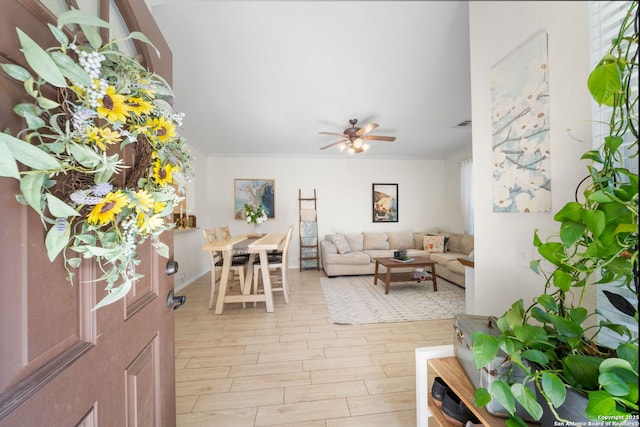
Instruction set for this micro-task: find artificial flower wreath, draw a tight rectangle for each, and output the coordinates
[0,10,192,308]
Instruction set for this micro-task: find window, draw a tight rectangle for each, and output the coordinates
[588,0,638,348]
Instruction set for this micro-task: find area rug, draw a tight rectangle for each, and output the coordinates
[320,275,466,325]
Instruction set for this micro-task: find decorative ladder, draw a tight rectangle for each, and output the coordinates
[298,189,320,271]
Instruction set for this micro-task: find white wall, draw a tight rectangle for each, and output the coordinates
[173,146,210,291]
[201,155,463,270]
[469,1,593,316]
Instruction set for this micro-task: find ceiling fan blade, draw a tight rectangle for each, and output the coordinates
[319,131,348,138]
[355,122,379,136]
[319,140,348,150]
[362,135,396,141]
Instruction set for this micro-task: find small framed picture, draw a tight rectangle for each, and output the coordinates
[372,183,398,222]
[234,179,275,220]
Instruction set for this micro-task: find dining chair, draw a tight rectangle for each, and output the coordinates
[219,226,231,240]
[202,228,250,309]
[252,225,294,304]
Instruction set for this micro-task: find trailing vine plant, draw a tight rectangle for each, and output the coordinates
[0,10,192,309]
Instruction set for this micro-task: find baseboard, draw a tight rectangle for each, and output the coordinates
[175,269,209,292]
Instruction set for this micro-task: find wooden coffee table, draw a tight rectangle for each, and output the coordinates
[373,257,437,294]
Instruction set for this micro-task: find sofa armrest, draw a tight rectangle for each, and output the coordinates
[320,240,338,254]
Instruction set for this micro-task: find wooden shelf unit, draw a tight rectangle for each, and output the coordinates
[428,357,506,427]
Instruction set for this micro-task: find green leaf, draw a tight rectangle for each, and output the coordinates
[541,372,566,409]
[37,96,60,110]
[537,242,565,267]
[588,59,620,106]
[588,190,615,203]
[17,28,67,87]
[599,358,638,384]
[13,102,42,118]
[1,63,32,81]
[474,388,492,407]
[530,307,552,323]
[585,390,617,418]
[46,194,80,217]
[50,51,91,87]
[57,9,109,28]
[20,173,45,213]
[552,269,572,292]
[47,23,69,45]
[154,241,169,258]
[536,294,558,313]
[616,344,638,369]
[559,221,585,247]
[0,133,60,170]
[128,31,160,58]
[522,349,548,366]
[491,380,516,415]
[563,355,602,389]
[511,383,543,421]
[67,257,81,268]
[68,143,101,167]
[599,372,630,396]
[549,314,583,338]
[93,280,132,311]
[554,201,583,222]
[472,331,499,369]
[80,24,103,50]
[0,137,20,179]
[581,209,606,237]
[45,222,70,261]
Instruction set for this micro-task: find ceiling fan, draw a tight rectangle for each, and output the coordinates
[319,118,396,154]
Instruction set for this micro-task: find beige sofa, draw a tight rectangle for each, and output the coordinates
[320,231,474,288]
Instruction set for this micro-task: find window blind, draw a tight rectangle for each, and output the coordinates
[588,0,638,348]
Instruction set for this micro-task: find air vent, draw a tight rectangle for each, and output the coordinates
[455,120,472,128]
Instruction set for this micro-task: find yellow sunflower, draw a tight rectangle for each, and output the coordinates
[87,190,128,225]
[136,213,164,235]
[84,126,101,146]
[146,116,176,144]
[127,96,154,116]
[98,127,122,150]
[153,201,167,213]
[151,159,178,187]
[97,86,130,123]
[130,189,154,214]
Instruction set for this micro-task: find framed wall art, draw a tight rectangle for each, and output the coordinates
[234,179,275,220]
[372,183,398,222]
[491,30,551,213]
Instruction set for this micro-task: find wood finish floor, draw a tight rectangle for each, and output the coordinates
[175,269,455,426]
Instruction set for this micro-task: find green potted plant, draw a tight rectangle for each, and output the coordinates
[471,2,638,425]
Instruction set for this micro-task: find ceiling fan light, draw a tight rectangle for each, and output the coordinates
[353,138,363,149]
[339,143,346,152]
[362,143,370,152]
[348,146,355,154]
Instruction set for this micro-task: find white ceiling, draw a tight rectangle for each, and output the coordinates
[148,1,472,159]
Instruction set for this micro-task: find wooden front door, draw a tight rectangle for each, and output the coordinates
[0,1,178,425]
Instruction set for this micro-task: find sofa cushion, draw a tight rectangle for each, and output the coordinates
[423,235,445,253]
[413,232,427,249]
[363,249,395,260]
[430,252,461,267]
[461,233,474,254]
[447,259,465,275]
[325,251,371,265]
[363,233,389,250]
[345,233,364,252]
[328,233,351,254]
[387,231,415,249]
[446,233,463,253]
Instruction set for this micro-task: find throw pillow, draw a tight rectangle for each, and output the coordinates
[329,233,352,254]
[363,233,390,250]
[423,235,445,253]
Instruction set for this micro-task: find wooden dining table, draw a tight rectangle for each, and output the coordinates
[201,232,287,314]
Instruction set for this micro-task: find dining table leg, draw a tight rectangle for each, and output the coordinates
[243,253,257,295]
[214,249,233,314]
[258,250,274,312]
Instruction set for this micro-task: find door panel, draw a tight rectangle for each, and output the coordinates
[0,1,176,425]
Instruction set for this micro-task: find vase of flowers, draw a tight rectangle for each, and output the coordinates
[244,203,268,234]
